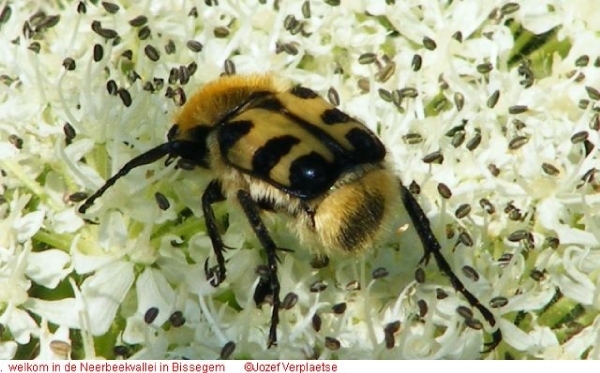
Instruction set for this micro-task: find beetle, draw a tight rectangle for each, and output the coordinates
[78,73,501,351]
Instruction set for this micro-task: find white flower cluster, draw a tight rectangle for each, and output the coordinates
[0,0,599,360]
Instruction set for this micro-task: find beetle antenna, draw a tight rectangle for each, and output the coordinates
[78,142,175,214]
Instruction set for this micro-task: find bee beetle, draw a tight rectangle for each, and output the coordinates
[79,74,501,351]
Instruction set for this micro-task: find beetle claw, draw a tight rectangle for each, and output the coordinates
[204,258,225,287]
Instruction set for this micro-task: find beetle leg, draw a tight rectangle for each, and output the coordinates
[237,189,281,348]
[253,265,271,307]
[202,179,228,287]
[400,183,502,353]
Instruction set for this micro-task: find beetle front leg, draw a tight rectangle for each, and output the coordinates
[237,189,281,348]
[202,179,228,287]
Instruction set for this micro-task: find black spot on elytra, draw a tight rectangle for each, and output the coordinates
[218,120,253,154]
[345,127,386,161]
[290,86,318,99]
[321,108,350,125]
[252,135,300,178]
[289,152,334,197]
[255,97,284,111]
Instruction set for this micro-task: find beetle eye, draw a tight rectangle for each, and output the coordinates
[167,124,180,141]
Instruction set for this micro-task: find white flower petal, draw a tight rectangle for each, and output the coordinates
[48,208,84,234]
[0,143,18,160]
[64,139,96,163]
[561,316,600,359]
[71,237,121,274]
[14,210,44,243]
[123,315,147,345]
[128,333,169,360]
[135,267,176,327]
[0,341,18,360]
[500,318,534,351]
[554,225,599,247]
[504,286,557,313]
[25,249,72,289]
[518,1,563,34]
[0,305,38,344]
[81,260,135,335]
[25,298,80,329]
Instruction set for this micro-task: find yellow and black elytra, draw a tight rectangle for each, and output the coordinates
[79,74,501,351]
